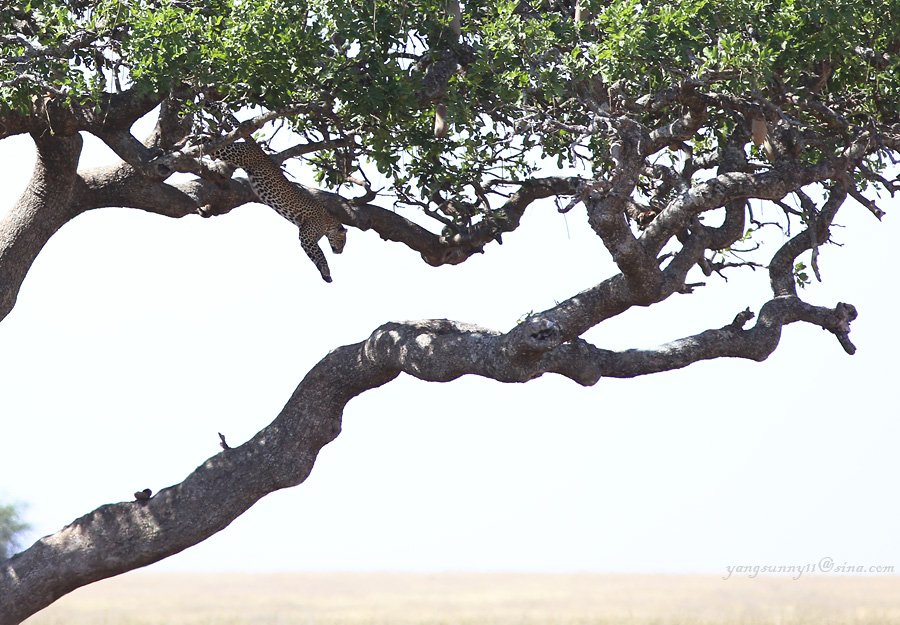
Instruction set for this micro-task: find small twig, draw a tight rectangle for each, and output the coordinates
[857,164,900,195]
[848,187,886,220]
[272,138,350,165]
[699,256,763,280]
[798,190,823,283]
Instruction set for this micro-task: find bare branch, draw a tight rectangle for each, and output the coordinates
[848,186,886,220]
[272,139,350,165]
[0,290,858,622]
[304,175,584,267]
[0,29,101,66]
[563,296,858,379]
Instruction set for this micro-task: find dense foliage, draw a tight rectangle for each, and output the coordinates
[3,0,897,238]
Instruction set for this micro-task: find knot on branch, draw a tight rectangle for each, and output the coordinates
[422,246,473,267]
[507,317,564,356]
[834,301,858,329]
[425,227,488,265]
[730,307,756,330]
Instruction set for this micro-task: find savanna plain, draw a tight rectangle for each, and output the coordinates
[19,572,900,625]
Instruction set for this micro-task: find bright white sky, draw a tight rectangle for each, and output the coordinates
[0,115,897,577]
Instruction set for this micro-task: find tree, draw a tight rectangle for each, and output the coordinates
[1,0,897,621]
[0,502,30,561]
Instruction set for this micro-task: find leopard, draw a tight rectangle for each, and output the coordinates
[210,140,347,283]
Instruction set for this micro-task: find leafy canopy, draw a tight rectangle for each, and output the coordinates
[2,0,898,226]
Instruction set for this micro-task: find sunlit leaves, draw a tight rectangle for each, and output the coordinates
[2,0,899,226]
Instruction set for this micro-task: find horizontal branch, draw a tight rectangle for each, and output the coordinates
[0,29,101,65]
[42,88,165,138]
[562,297,858,380]
[0,124,585,324]
[273,139,350,164]
[0,107,39,140]
[305,176,584,267]
[78,163,256,218]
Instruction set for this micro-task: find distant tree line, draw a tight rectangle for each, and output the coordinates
[0,502,30,561]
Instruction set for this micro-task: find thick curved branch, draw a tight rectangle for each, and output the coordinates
[703,119,753,251]
[769,183,848,297]
[646,95,709,153]
[37,88,165,138]
[583,121,664,298]
[0,108,39,140]
[0,152,256,323]
[95,129,166,179]
[78,164,255,218]
[144,96,195,152]
[0,288,858,622]
[0,132,85,321]
[641,159,846,255]
[0,134,581,324]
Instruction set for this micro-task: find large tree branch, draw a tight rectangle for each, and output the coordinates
[305,176,585,267]
[0,108,40,141]
[0,132,85,321]
[582,120,664,299]
[640,159,847,255]
[37,89,165,138]
[0,289,858,623]
[555,297,858,381]
[0,148,254,323]
[78,164,255,218]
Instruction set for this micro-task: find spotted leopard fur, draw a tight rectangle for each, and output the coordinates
[212,141,347,283]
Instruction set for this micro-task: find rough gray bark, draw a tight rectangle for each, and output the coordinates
[0,293,857,625]
[0,132,85,321]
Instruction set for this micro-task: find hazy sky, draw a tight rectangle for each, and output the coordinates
[0,121,897,576]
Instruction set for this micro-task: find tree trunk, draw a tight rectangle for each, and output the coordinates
[0,133,85,321]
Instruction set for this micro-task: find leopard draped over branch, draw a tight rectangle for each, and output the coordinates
[210,140,347,283]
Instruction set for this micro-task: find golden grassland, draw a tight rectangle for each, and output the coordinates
[20,572,900,625]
